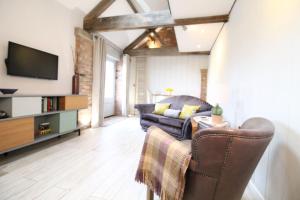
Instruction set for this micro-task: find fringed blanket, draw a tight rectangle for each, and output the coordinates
[135,126,192,200]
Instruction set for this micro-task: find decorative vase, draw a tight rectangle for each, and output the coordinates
[72,73,80,95]
[212,115,223,124]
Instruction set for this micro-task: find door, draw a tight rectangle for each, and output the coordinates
[104,58,116,117]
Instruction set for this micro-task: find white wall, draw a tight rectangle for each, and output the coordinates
[0,0,84,95]
[207,0,300,199]
[146,55,208,97]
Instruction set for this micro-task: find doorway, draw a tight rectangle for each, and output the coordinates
[104,57,116,118]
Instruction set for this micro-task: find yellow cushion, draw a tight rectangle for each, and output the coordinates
[153,103,171,115]
[179,105,201,119]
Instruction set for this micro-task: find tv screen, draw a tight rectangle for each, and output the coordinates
[5,42,58,80]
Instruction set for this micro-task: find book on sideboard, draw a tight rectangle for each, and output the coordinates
[41,97,60,112]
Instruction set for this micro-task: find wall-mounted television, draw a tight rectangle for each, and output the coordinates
[5,42,58,80]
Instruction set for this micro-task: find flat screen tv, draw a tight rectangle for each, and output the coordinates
[5,42,58,80]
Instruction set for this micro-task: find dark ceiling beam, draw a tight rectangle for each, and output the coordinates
[123,29,152,52]
[151,29,166,46]
[174,15,229,26]
[84,0,116,30]
[126,0,138,13]
[125,0,164,50]
[167,0,172,15]
[124,47,210,57]
[85,10,229,32]
[87,10,172,32]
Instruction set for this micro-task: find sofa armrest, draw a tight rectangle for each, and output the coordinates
[193,110,212,117]
[134,104,155,115]
[181,111,212,139]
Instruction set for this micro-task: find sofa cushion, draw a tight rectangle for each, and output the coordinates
[159,117,185,128]
[141,113,165,122]
[163,109,181,118]
[152,103,171,115]
[159,95,212,112]
[179,105,201,119]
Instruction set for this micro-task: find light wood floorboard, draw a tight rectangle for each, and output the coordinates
[0,117,256,200]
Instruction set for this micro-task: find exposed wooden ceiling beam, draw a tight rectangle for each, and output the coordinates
[86,10,171,31]
[127,0,138,13]
[174,15,229,26]
[151,29,166,46]
[84,0,116,30]
[84,10,229,32]
[123,30,152,52]
[126,1,167,49]
[124,47,210,57]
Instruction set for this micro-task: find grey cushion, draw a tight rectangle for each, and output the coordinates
[163,109,181,118]
[159,117,185,128]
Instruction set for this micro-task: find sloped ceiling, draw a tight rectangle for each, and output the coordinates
[101,30,145,49]
[101,0,133,17]
[100,0,146,49]
[56,0,145,49]
[174,23,224,52]
[56,0,236,52]
[55,0,100,13]
[169,0,235,19]
[143,0,168,11]
[130,0,169,12]
[169,0,235,52]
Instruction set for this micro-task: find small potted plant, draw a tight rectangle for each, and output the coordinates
[211,104,223,124]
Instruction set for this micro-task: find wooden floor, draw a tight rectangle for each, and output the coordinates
[0,117,256,200]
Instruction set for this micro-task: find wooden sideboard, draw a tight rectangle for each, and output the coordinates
[0,95,88,154]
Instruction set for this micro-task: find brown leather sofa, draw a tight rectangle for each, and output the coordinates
[183,117,274,200]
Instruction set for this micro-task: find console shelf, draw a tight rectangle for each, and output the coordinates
[0,95,88,154]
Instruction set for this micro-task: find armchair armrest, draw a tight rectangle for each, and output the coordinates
[134,104,155,115]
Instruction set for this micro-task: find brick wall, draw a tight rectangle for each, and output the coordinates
[75,28,93,126]
[201,69,208,101]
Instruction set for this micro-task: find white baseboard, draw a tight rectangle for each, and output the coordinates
[248,181,265,200]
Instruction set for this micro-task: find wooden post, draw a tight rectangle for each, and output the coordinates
[147,186,154,200]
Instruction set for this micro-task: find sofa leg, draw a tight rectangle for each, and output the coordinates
[147,186,154,200]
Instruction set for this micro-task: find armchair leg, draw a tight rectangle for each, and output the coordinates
[147,186,154,200]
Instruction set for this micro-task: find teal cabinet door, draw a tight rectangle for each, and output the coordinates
[59,111,77,133]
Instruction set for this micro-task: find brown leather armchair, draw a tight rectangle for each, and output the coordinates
[183,117,274,200]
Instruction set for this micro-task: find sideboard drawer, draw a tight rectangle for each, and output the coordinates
[12,97,42,117]
[0,97,41,118]
[59,96,88,110]
[0,117,34,152]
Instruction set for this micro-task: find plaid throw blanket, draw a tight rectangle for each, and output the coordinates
[135,126,192,200]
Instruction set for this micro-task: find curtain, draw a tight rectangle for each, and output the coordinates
[91,35,106,127]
